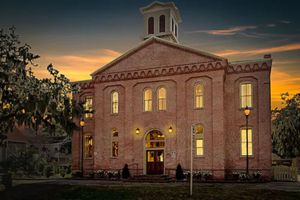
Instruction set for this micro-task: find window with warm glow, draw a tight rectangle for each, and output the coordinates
[111,91,119,114]
[112,141,118,157]
[241,128,253,156]
[194,84,204,108]
[194,124,204,156]
[240,83,252,108]
[112,128,119,157]
[84,135,93,158]
[144,89,152,112]
[84,96,93,119]
[145,130,165,148]
[158,87,166,110]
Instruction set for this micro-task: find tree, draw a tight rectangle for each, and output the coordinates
[0,27,81,142]
[272,93,300,158]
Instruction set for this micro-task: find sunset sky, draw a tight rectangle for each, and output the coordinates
[1,0,299,108]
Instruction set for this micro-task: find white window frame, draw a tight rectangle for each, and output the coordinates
[111,91,119,114]
[157,87,167,111]
[240,127,253,156]
[240,82,253,108]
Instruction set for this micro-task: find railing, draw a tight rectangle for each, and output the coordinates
[272,165,298,182]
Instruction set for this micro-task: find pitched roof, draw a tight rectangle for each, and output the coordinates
[91,36,226,76]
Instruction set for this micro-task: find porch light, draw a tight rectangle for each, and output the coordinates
[168,126,173,133]
[135,128,140,134]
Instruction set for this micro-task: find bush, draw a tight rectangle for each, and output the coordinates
[176,164,185,180]
[44,165,53,178]
[122,164,130,179]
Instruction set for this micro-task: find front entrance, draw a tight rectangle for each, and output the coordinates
[145,130,165,175]
[146,150,164,175]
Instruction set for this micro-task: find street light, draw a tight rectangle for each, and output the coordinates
[243,106,251,177]
[80,118,85,177]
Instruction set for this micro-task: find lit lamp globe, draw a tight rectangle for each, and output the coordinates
[80,119,85,127]
[244,106,251,116]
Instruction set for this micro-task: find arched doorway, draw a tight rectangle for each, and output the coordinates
[145,130,165,175]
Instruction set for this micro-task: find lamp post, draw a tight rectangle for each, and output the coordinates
[79,118,85,177]
[244,106,251,177]
[190,125,194,196]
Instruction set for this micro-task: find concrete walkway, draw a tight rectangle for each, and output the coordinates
[13,179,300,192]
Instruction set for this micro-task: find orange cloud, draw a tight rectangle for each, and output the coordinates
[188,26,257,35]
[32,49,121,81]
[216,43,300,57]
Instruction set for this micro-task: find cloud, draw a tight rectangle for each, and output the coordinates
[279,20,291,24]
[267,24,276,27]
[216,43,300,57]
[187,25,257,36]
[32,49,121,81]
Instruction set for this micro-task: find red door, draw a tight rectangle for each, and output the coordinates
[146,150,164,175]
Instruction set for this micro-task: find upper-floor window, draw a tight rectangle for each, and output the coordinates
[84,96,93,119]
[172,19,174,32]
[157,87,166,111]
[148,17,154,34]
[111,91,119,114]
[194,124,204,156]
[240,83,252,108]
[175,24,178,37]
[144,88,152,112]
[241,127,253,156]
[84,135,93,159]
[194,83,204,109]
[159,15,165,32]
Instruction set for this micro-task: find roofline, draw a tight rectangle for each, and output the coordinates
[229,58,272,65]
[91,36,227,76]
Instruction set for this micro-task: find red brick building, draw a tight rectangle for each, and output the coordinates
[72,1,272,180]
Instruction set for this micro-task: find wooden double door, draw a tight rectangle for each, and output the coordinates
[146,150,164,175]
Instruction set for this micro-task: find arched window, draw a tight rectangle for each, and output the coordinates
[159,15,165,32]
[148,17,154,34]
[145,130,165,148]
[112,128,119,157]
[194,83,204,108]
[144,89,152,112]
[111,91,119,114]
[193,124,204,156]
[157,87,166,110]
[84,96,93,119]
[175,24,178,37]
[240,83,252,108]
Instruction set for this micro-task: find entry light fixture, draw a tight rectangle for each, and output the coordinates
[135,128,140,135]
[168,126,173,133]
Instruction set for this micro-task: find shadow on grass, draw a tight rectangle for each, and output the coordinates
[1,183,300,200]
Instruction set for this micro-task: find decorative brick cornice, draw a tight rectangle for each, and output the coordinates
[76,60,272,89]
[94,61,227,83]
[226,60,272,74]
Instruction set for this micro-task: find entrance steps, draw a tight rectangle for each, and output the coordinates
[125,175,174,183]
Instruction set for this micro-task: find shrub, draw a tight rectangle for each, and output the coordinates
[44,165,53,178]
[176,164,185,180]
[122,164,130,179]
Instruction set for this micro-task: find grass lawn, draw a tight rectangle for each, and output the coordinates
[1,182,300,200]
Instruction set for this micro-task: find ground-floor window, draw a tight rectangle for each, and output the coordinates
[112,141,118,157]
[84,135,93,158]
[241,128,253,156]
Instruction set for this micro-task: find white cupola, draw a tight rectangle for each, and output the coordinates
[140,1,182,43]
